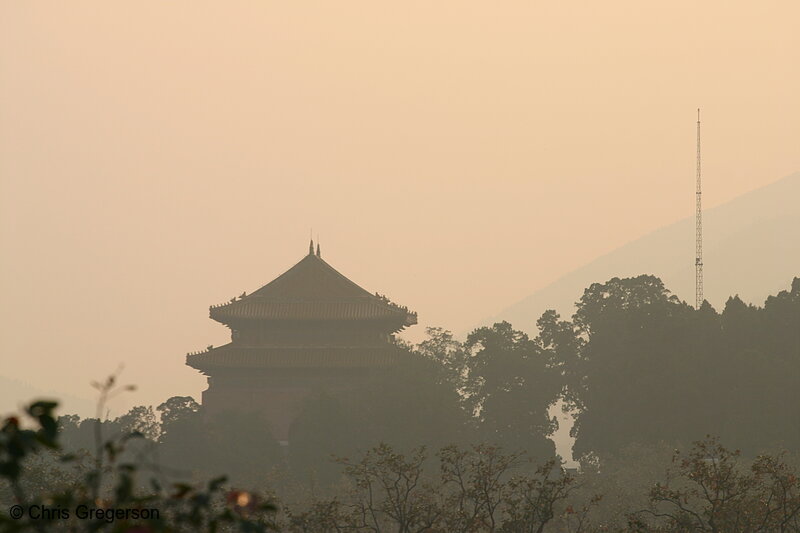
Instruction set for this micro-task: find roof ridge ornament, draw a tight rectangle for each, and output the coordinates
[308,238,314,255]
[316,242,321,258]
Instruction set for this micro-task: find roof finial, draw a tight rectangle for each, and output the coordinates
[316,242,321,257]
[309,237,314,256]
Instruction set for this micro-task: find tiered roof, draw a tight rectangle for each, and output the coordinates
[186,344,404,372]
[208,249,417,329]
[186,244,417,374]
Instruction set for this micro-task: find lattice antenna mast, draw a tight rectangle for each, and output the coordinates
[695,108,703,309]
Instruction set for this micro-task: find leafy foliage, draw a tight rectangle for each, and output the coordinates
[546,276,800,461]
[631,437,800,532]
[3,276,798,531]
[464,322,561,460]
[287,443,581,533]
[0,393,278,532]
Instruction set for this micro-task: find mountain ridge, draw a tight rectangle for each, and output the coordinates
[487,171,800,333]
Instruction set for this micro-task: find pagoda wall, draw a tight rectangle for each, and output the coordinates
[201,368,375,443]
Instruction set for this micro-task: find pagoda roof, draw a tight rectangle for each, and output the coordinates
[209,249,417,329]
[187,343,402,373]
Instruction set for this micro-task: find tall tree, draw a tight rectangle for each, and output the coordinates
[465,322,560,459]
[157,395,204,474]
[558,275,800,461]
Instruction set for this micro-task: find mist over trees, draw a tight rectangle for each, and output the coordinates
[46,275,798,479]
[2,275,798,531]
[561,275,800,460]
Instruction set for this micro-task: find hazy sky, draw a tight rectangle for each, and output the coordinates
[1,2,798,414]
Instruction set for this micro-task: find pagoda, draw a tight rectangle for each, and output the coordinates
[186,241,417,443]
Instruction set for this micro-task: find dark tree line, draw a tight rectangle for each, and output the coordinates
[290,274,798,469]
[40,275,800,486]
[4,404,799,532]
[2,275,798,531]
[558,275,800,461]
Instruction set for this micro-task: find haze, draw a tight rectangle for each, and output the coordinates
[1,1,798,415]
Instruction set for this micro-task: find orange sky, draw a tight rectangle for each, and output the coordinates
[1,1,798,414]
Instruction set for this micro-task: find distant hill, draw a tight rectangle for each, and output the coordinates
[489,172,800,333]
